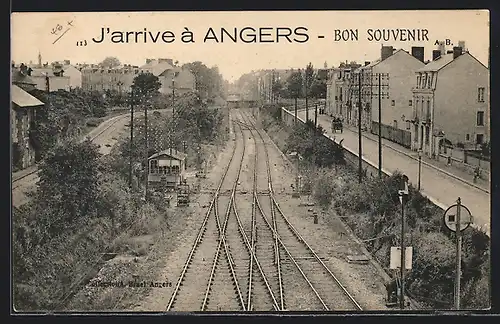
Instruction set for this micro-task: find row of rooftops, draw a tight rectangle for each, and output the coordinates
[335,42,486,75]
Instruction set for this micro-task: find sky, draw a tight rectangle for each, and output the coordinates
[11,10,489,82]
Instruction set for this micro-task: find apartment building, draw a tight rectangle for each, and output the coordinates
[411,45,489,158]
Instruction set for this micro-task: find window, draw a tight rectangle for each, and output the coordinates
[477,111,485,126]
[416,76,421,88]
[406,121,411,130]
[478,87,485,102]
[426,100,431,120]
[150,160,159,174]
[466,134,470,141]
[422,74,427,88]
[476,134,484,145]
[391,100,395,106]
[393,120,398,128]
[409,100,412,106]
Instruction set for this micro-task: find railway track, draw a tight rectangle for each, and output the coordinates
[241,108,363,311]
[12,114,128,189]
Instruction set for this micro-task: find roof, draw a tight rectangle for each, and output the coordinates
[148,149,186,161]
[11,84,44,107]
[417,54,455,72]
[140,61,175,76]
[12,70,36,85]
[30,68,55,77]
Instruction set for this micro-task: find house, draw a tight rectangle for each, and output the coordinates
[410,45,489,158]
[140,59,196,95]
[11,84,44,170]
[58,61,82,89]
[81,64,139,93]
[366,46,426,148]
[326,61,361,117]
[148,149,187,190]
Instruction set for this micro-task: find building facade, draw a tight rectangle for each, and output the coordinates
[81,58,196,95]
[326,62,361,118]
[411,47,489,158]
[11,84,44,170]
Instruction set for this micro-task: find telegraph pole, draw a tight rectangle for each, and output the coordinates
[455,197,462,310]
[398,175,409,310]
[357,72,363,183]
[144,93,149,201]
[172,79,176,116]
[378,74,382,178]
[129,88,135,188]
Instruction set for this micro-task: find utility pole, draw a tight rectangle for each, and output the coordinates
[144,93,149,201]
[357,72,363,183]
[398,175,409,310]
[172,79,176,116]
[455,197,462,310]
[129,88,135,188]
[378,74,382,178]
[305,73,309,122]
[294,97,298,125]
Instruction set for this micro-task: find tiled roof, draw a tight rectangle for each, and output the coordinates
[139,61,175,76]
[11,84,44,107]
[417,54,455,72]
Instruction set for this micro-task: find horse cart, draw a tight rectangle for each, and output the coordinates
[331,117,343,133]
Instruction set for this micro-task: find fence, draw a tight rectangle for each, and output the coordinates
[371,121,411,149]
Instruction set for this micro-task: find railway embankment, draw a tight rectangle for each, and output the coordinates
[258,103,490,310]
[12,95,228,311]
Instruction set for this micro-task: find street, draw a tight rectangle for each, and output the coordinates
[296,110,490,236]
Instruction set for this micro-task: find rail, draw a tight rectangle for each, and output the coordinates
[244,108,363,311]
[166,113,240,311]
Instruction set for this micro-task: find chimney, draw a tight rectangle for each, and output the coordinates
[453,46,462,59]
[146,58,152,64]
[364,61,370,66]
[458,41,466,52]
[438,42,446,55]
[64,60,70,65]
[381,45,394,61]
[432,50,441,61]
[411,46,425,63]
[27,67,33,76]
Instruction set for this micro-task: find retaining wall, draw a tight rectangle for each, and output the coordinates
[280,107,447,214]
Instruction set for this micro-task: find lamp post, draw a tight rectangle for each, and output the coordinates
[418,150,422,191]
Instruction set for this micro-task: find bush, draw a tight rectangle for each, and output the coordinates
[258,107,490,309]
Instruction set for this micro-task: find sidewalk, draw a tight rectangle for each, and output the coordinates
[295,110,491,236]
[344,122,489,193]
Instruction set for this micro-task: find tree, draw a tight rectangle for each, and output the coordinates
[132,72,162,99]
[35,140,102,236]
[100,56,121,68]
[182,61,225,100]
[271,79,283,102]
[304,63,315,121]
[286,71,303,122]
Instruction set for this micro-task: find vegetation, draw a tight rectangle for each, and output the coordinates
[13,68,227,310]
[182,61,226,100]
[260,107,490,309]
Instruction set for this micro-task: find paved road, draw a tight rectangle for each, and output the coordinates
[11,110,159,208]
[295,110,490,236]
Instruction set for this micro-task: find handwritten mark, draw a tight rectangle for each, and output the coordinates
[52,21,74,45]
[318,35,325,39]
[76,40,87,47]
